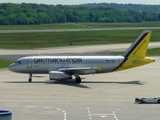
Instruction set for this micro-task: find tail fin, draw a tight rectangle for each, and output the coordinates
[113,30,154,72]
[123,30,152,58]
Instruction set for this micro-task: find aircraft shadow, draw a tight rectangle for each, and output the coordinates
[135,103,160,104]
[3,79,143,89]
[82,80,143,85]
[45,80,143,88]
[3,78,90,89]
[47,80,90,88]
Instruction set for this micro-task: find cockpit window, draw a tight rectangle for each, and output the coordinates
[16,61,21,64]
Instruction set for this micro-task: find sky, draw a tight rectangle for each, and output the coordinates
[0,0,160,5]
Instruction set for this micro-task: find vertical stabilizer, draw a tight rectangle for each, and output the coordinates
[123,30,152,58]
[113,30,154,72]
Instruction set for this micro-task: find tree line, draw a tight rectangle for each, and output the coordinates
[69,3,160,13]
[0,3,160,25]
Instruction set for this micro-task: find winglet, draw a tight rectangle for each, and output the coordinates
[122,30,152,58]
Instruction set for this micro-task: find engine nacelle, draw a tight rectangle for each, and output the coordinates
[49,71,72,80]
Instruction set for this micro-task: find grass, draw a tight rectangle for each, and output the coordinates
[0,23,87,30]
[0,21,160,30]
[147,48,160,55]
[78,21,160,28]
[0,29,160,49]
[0,59,14,68]
[111,48,160,56]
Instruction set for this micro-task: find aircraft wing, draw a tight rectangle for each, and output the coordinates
[58,66,102,74]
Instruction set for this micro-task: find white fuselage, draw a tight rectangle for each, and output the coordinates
[9,56,124,74]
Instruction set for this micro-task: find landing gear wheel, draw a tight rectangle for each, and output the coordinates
[28,74,32,82]
[28,78,32,82]
[76,77,81,83]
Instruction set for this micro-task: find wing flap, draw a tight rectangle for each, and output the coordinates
[58,66,102,74]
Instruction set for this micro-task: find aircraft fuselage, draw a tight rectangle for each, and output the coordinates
[9,56,124,74]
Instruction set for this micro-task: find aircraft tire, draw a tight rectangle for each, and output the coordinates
[28,78,32,82]
[76,77,81,83]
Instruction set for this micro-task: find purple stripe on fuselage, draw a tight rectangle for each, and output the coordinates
[112,57,128,72]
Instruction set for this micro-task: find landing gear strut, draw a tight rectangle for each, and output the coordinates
[28,74,32,82]
[75,76,81,83]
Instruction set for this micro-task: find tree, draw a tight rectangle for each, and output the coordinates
[0,9,7,16]
[89,12,95,22]
[56,14,66,23]
[0,3,159,25]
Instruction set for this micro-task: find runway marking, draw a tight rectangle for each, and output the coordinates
[63,111,67,120]
[87,107,92,120]
[113,108,121,120]
[56,108,67,120]
[88,107,129,120]
[113,107,129,120]
[98,115,110,118]
[91,113,114,119]
[91,114,113,115]
[113,113,118,120]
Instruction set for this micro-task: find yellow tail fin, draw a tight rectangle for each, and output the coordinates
[113,30,155,72]
[123,30,152,58]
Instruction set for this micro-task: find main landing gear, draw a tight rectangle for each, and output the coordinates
[28,74,32,82]
[75,75,81,83]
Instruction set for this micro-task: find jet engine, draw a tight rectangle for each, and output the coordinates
[49,71,72,80]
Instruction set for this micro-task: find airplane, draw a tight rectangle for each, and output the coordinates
[8,30,155,83]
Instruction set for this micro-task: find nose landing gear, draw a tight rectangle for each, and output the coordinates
[28,74,32,82]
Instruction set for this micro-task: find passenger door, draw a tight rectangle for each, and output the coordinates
[27,59,32,68]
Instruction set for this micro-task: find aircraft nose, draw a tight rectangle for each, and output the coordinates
[8,63,16,72]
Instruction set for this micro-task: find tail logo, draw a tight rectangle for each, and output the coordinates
[133,39,147,56]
